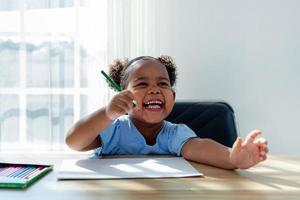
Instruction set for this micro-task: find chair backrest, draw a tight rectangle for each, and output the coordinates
[165,101,238,147]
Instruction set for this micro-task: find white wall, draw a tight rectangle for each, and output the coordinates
[156,0,300,155]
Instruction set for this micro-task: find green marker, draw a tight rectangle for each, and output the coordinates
[101,70,122,92]
[101,70,136,107]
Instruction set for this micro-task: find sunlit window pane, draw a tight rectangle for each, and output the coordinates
[25,0,74,10]
[0,95,19,147]
[0,10,20,32]
[80,46,88,87]
[80,95,87,117]
[26,37,74,88]
[0,0,20,11]
[0,37,20,87]
[27,95,73,150]
[24,6,75,34]
[0,0,107,151]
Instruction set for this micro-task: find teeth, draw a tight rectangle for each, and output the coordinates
[145,100,162,105]
[147,105,161,109]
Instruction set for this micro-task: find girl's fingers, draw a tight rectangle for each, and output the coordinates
[264,147,269,154]
[245,130,262,144]
[232,137,243,152]
[119,92,134,103]
[259,154,267,161]
[120,90,136,108]
[121,90,135,100]
[118,97,133,109]
[253,137,268,157]
[260,150,266,156]
[254,138,267,148]
[254,137,268,148]
[117,99,132,111]
[259,146,269,156]
[257,138,267,145]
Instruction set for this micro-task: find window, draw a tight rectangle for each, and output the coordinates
[0,0,108,151]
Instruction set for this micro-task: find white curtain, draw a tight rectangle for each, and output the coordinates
[106,0,160,62]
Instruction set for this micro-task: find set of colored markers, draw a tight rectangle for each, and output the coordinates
[0,163,53,189]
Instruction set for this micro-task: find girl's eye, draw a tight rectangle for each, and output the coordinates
[159,82,170,87]
[135,82,147,87]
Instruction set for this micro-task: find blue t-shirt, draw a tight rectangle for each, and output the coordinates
[94,115,197,156]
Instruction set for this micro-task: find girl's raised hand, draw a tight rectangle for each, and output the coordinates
[105,90,135,120]
[230,130,268,169]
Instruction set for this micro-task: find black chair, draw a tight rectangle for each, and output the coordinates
[165,101,238,147]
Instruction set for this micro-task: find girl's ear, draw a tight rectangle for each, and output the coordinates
[172,90,176,100]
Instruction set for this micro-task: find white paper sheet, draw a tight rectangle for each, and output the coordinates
[57,157,203,180]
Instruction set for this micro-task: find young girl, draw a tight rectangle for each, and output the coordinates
[66,55,268,170]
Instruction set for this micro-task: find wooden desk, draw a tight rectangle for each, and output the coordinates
[1,153,300,200]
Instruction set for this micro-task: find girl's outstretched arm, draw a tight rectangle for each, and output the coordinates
[181,130,268,170]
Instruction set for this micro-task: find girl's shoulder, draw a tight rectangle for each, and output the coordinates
[163,120,190,132]
[114,115,132,129]
[106,115,130,130]
[163,120,188,129]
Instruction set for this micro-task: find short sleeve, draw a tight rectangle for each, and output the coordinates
[94,119,121,155]
[167,124,197,156]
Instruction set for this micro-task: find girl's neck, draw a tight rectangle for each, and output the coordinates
[129,116,164,145]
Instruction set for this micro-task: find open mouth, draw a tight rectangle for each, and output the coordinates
[142,99,164,111]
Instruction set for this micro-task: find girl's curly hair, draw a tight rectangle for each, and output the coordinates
[107,55,177,91]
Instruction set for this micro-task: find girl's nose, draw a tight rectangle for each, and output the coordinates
[148,85,161,94]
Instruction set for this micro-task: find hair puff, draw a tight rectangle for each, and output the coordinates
[157,55,177,86]
[108,58,128,91]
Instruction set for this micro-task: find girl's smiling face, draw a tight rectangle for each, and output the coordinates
[125,59,175,124]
